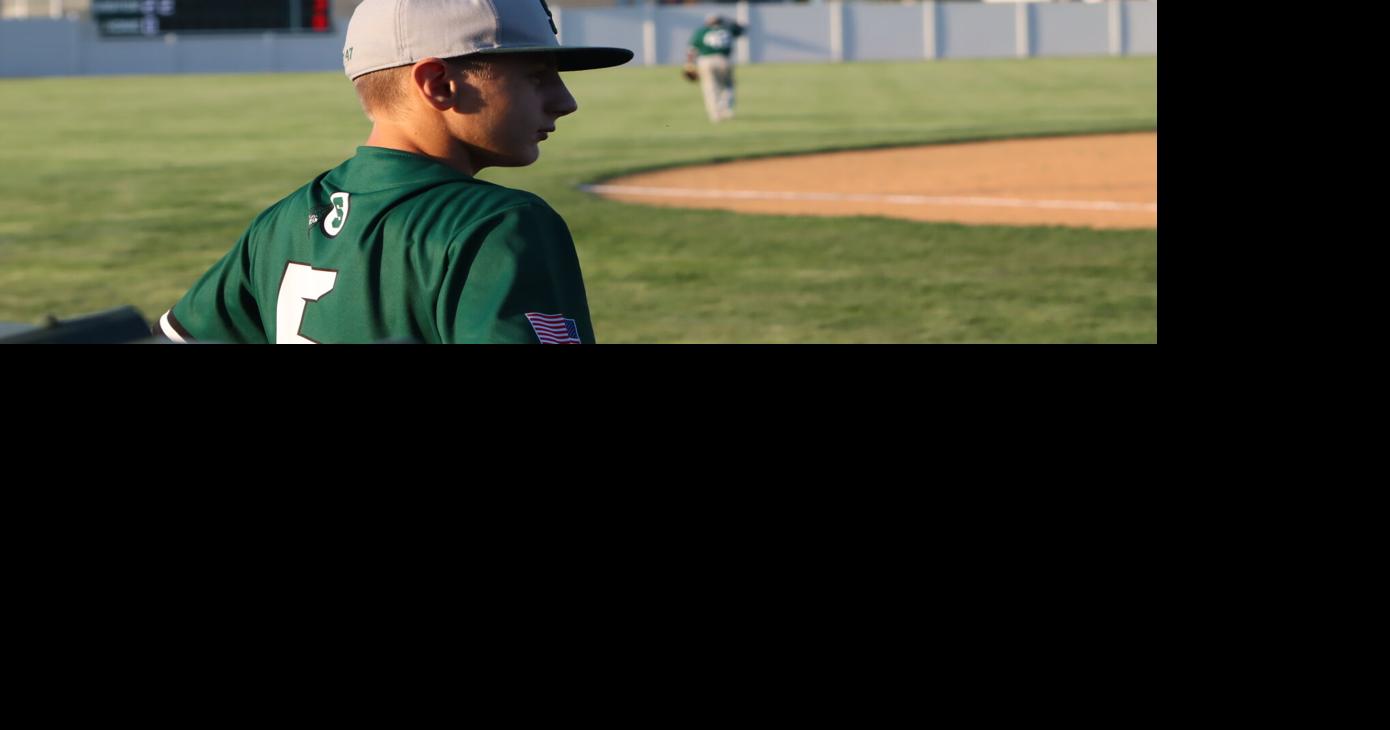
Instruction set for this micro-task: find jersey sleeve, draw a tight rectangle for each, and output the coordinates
[159,228,266,344]
[438,201,596,344]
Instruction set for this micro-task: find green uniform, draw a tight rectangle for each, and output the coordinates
[157,147,594,344]
[689,20,744,57]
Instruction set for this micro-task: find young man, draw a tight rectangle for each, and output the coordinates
[154,0,631,344]
[686,14,746,123]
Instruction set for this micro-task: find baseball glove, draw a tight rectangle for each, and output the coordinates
[682,63,698,82]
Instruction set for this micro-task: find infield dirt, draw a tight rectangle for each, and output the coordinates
[590,132,1156,230]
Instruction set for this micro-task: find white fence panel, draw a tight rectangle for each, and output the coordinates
[81,32,179,76]
[0,18,79,75]
[174,36,274,75]
[845,4,925,63]
[1126,0,1157,55]
[938,2,1017,60]
[1034,2,1110,57]
[747,4,832,64]
[558,6,646,62]
[274,31,350,73]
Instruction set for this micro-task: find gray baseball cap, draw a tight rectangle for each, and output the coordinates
[343,0,634,80]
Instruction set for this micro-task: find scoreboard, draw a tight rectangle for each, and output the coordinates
[93,1,334,37]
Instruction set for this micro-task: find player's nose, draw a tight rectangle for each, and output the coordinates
[548,81,578,118]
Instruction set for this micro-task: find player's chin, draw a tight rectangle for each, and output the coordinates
[492,146,541,168]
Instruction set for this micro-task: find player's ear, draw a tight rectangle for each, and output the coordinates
[411,57,458,111]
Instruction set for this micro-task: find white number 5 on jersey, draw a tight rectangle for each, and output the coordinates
[277,262,338,344]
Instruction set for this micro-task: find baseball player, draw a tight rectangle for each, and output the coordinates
[685,13,745,123]
[152,0,631,344]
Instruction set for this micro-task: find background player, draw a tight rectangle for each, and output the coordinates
[685,13,746,124]
[153,0,631,344]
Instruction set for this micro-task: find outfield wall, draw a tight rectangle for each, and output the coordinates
[0,1,1156,78]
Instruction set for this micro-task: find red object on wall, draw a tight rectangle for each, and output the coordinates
[311,0,330,31]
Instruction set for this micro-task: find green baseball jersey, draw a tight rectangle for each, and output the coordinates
[158,146,595,344]
[689,21,744,57]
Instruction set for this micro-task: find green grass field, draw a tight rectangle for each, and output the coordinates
[0,57,1157,342]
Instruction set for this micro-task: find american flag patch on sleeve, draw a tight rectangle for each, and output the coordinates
[525,312,582,344]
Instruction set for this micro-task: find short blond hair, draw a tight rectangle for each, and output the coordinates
[353,56,495,120]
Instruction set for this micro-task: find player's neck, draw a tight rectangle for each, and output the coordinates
[364,122,478,177]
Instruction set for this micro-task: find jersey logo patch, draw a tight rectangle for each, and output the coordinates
[525,312,582,344]
[323,192,351,238]
[704,29,732,50]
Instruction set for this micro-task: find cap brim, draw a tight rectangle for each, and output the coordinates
[471,46,634,71]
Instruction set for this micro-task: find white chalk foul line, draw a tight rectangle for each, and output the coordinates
[582,184,1157,213]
